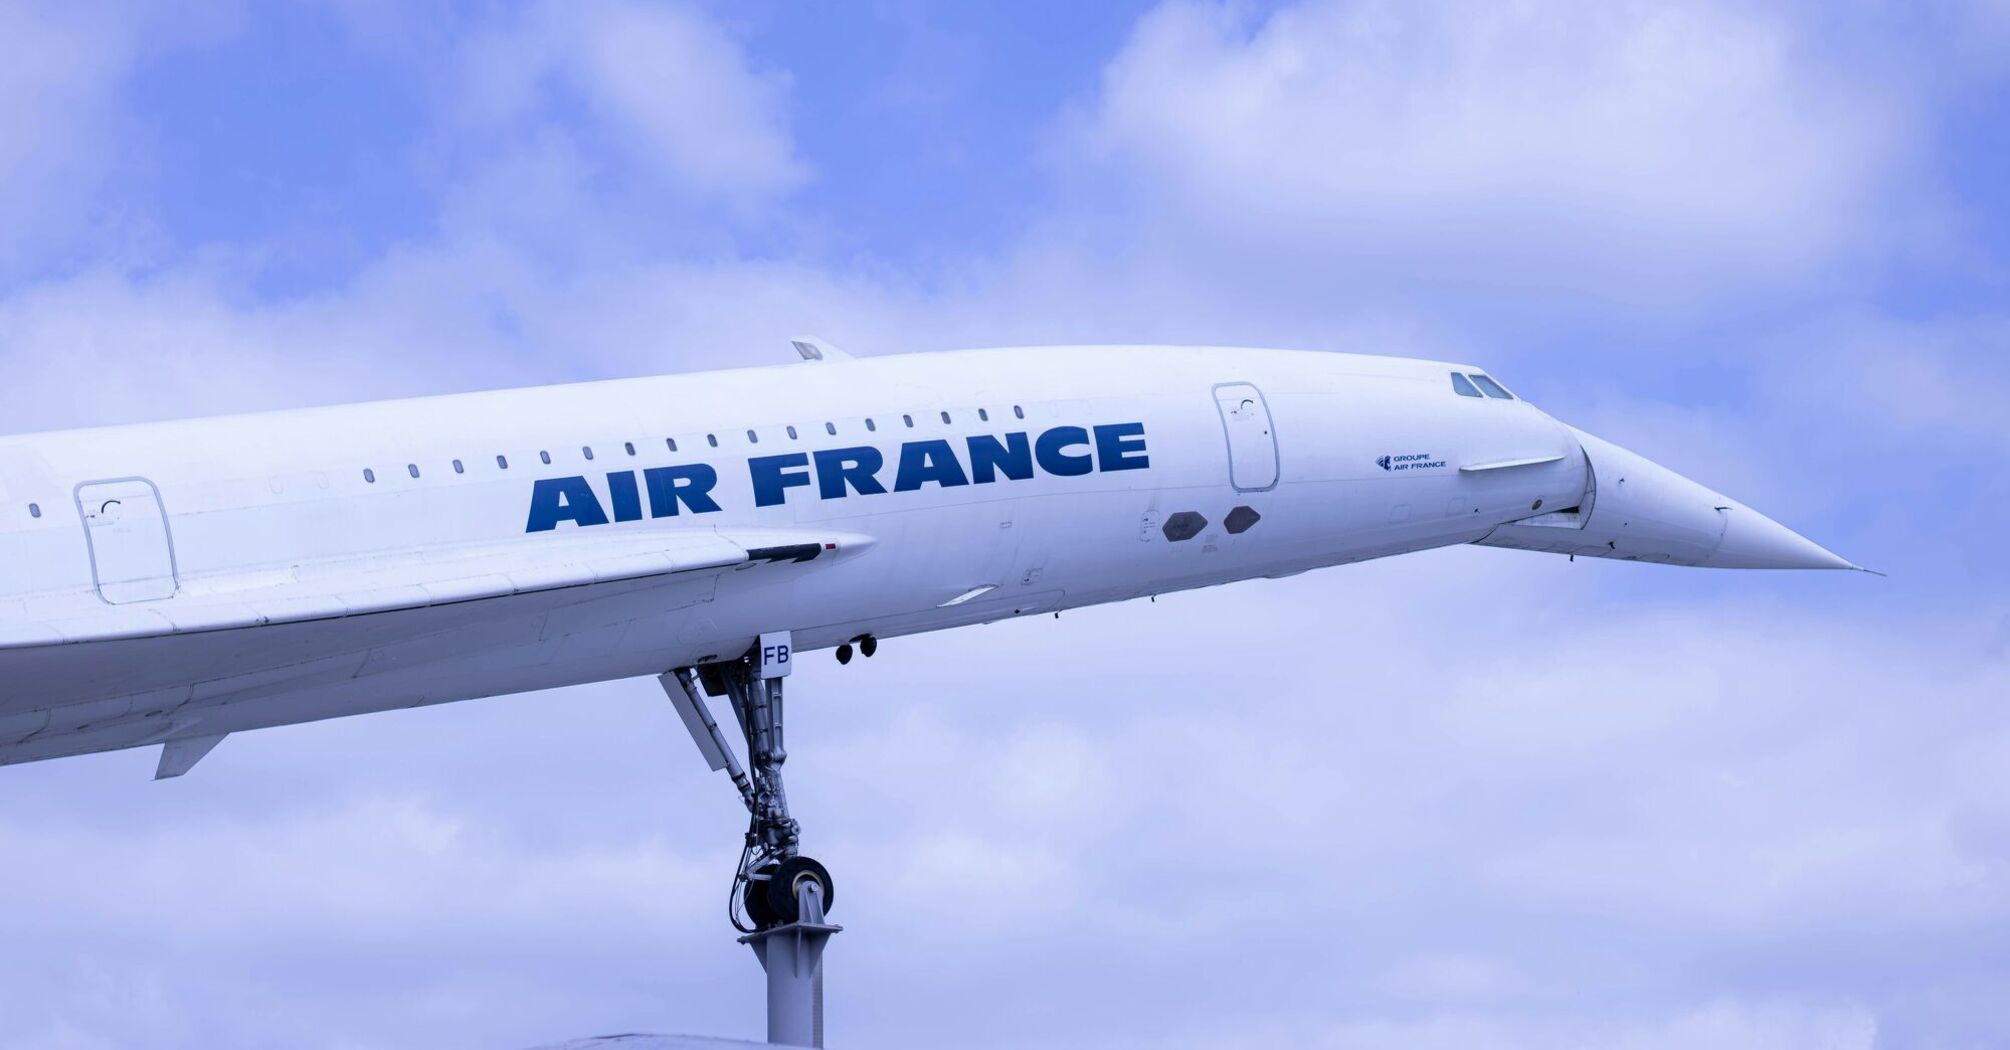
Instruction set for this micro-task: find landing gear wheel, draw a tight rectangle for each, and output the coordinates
[765,855,835,924]
[742,860,781,929]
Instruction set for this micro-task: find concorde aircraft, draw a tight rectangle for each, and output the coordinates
[0,340,1853,928]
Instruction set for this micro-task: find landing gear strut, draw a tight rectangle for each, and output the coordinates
[662,633,839,1047]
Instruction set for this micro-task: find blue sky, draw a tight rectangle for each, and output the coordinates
[1,2,2007,1048]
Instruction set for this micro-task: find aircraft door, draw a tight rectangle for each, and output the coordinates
[76,478,180,604]
[1213,383,1279,492]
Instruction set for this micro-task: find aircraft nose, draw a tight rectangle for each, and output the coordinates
[1704,504,1856,570]
[1539,426,1860,571]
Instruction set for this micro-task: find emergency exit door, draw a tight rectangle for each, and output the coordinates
[76,478,179,604]
[1213,383,1279,492]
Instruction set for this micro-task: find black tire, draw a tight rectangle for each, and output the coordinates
[765,855,835,924]
[743,861,781,929]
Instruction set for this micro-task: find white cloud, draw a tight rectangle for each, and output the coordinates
[1764,312,2010,454]
[1062,0,1918,308]
[0,2,139,274]
[0,1,241,279]
[452,0,807,214]
[0,263,544,430]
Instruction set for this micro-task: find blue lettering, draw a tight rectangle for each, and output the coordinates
[814,446,887,499]
[966,432,1034,484]
[607,470,644,522]
[1034,425,1094,477]
[526,422,1152,532]
[749,453,813,507]
[1094,422,1150,471]
[526,476,610,532]
[893,439,970,492]
[643,464,721,516]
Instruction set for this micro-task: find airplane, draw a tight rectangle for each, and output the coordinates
[0,339,1855,931]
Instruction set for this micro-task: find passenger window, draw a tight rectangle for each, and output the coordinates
[540,451,552,465]
[364,469,377,483]
[29,503,41,519]
[667,438,679,453]
[707,434,719,447]
[866,418,877,432]
[825,422,836,435]
[408,464,420,478]
[940,411,952,424]
[583,446,595,460]
[1013,405,1025,419]
[1470,374,1515,400]
[979,408,990,422]
[903,414,914,428]
[747,429,759,443]
[788,425,799,440]
[1451,373,1483,398]
[497,455,509,469]
[453,459,465,474]
[624,442,636,456]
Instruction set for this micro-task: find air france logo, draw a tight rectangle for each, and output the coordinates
[1378,452,1446,472]
[526,422,1150,532]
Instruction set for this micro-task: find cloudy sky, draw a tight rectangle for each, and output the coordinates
[2,1,2007,1047]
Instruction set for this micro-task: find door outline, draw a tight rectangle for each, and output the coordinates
[73,476,181,605]
[1211,382,1280,493]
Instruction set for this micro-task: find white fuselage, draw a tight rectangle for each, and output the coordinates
[0,345,1843,769]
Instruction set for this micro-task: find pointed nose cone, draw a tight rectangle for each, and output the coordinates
[1705,505,1856,570]
[1553,427,1859,571]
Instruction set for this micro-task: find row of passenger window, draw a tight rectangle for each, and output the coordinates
[1450,372,1515,400]
[361,404,1030,484]
[12,404,1037,518]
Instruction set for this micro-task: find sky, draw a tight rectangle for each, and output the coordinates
[0,1,2007,1047]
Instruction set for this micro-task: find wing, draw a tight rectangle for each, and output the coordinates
[0,526,871,770]
[0,526,854,652]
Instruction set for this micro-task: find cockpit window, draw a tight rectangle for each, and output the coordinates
[1469,374,1514,400]
[1450,372,1483,398]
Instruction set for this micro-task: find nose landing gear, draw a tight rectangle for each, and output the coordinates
[661,635,840,1046]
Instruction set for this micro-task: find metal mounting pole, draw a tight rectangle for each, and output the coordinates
[740,880,840,1047]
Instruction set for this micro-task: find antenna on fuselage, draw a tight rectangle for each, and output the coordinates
[789,336,854,362]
